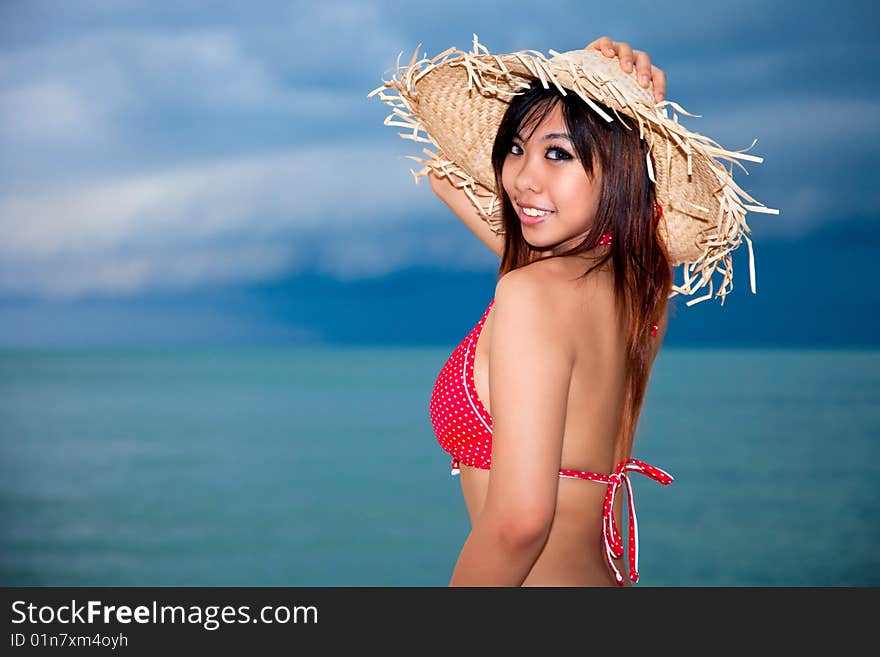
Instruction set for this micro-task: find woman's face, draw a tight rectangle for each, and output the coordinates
[501,103,602,256]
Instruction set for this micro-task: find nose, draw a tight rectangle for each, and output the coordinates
[512,150,543,194]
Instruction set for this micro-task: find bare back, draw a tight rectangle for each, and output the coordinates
[459,255,668,585]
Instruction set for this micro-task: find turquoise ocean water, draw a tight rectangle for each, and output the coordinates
[1,347,877,586]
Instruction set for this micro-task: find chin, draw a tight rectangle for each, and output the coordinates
[523,236,549,249]
[523,230,562,249]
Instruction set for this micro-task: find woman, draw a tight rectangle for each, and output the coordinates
[370,36,775,586]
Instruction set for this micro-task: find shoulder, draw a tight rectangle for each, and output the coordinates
[496,257,617,328]
[495,256,583,298]
[494,259,562,319]
[493,260,577,360]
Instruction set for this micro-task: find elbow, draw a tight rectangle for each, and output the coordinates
[493,511,552,550]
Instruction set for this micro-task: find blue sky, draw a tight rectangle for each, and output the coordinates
[0,0,877,346]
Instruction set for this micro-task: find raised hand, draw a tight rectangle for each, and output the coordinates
[585,36,667,104]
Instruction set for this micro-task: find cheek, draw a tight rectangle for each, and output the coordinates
[500,160,515,197]
[557,170,596,209]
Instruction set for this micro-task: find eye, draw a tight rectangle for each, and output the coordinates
[509,143,523,156]
[546,146,573,161]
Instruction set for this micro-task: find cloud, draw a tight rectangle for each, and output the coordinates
[0,243,295,298]
[0,0,877,301]
[684,95,880,237]
[0,80,99,140]
[0,27,336,129]
[0,143,440,298]
[0,13,405,186]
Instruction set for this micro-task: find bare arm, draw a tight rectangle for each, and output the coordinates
[449,268,572,586]
[428,171,504,258]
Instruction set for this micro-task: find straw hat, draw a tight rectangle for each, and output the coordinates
[369,35,779,307]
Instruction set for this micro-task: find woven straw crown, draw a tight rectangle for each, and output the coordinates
[369,35,779,306]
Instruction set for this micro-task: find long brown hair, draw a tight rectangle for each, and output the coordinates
[490,80,674,464]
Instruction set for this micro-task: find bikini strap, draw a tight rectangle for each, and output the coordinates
[601,458,674,585]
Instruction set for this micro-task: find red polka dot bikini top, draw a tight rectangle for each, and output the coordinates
[428,232,673,585]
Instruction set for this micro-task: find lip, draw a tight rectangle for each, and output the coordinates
[516,202,553,226]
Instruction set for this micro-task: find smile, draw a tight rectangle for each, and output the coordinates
[517,203,553,225]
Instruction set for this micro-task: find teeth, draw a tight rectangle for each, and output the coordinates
[521,206,549,217]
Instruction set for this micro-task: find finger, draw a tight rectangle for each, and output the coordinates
[585,36,612,49]
[651,66,667,103]
[633,50,653,89]
[615,42,635,73]
[585,36,614,54]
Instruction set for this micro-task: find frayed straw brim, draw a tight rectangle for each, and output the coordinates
[369,35,779,306]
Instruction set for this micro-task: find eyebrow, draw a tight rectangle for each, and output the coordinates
[514,131,573,142]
